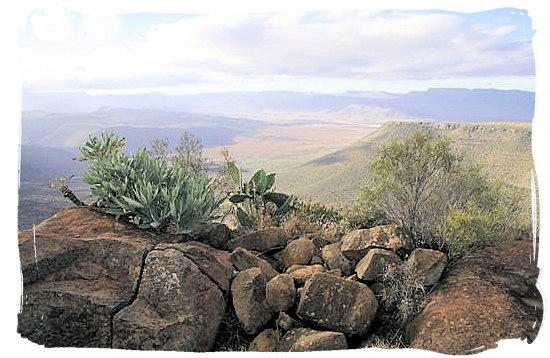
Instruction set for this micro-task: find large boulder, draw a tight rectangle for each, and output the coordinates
[227,227,287,252]
[287,264,327,286]
[406,248,447,286]
[321,242,353,276]
[17,208,158,347]
[112,247,227,351]
[406,241,542,354]
[355,248,402,282]
[297,273,378,337]
[278,328,347,352]
[230,247,278,280]
[340,225,412,263]
[248,329,281,352]
[266,274,296,312]
[231,268,275,335]
[281,237,315,268]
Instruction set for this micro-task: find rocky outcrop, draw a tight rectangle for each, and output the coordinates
[231,268,274,335]
[278,328,348,352]
[18,208,231,351]
[406,241,542,354]
[297,273,378,337]
[341,225,412,263]
[18,208,158,347]
[112,247,227,351]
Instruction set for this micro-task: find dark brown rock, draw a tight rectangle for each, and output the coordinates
[112,248,225,351]
[266,274,296,312]
[406,248,447,286]
[340,225,412,263]
[227,227,287,252]
[230,247,278,280]
[278,328,347,352]
[194,222,231,250]
[277,311,303,331]
[231,268,274,335]
[355,248,402,282]
[321,242,352,276]
[281,237,315,268]
[248,329,281,352]
[297,273,378,337]
[406,241,542,354]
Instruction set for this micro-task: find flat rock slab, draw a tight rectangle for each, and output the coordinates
[341,225,412,263]
[112,248,225,351]
[297,273,378,337]
[278,328,347,352]
[406,241,543,354]
[287,264,327,286]
[17,208,158,348]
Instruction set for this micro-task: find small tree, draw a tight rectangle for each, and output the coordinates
[352,131,522,257]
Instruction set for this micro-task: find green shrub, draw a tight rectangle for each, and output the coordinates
[78,132,222,233]
[225,161,293,228]
[292,200,344,229]
[352,131,523,257]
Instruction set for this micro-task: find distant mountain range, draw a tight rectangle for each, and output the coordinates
[22,88,535,122]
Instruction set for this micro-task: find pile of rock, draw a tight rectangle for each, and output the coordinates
[228,224,448,352]
[18,208,541,354]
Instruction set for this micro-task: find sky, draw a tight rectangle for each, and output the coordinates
[18,7,536,95]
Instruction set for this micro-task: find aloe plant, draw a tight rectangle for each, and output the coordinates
[78,132,222,233]
[226,161,294,227]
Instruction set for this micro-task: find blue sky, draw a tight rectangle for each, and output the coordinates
[18,8,536,94]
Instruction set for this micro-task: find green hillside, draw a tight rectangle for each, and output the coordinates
[276,121,535,206]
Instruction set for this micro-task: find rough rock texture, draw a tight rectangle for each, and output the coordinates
[281,237,316,268]
[112,248,226,351]
[278,328,348,352]
[406,241,542,354]
[355,248,402,281]
[297,273,378,337]
[266,274,296,312]
[322,242,353,276]
[227,227,287,252]
[277,312,303,331]
[406,248,447,286]
[248,329,281,352]
[287,264,327,286]
[231,268,274,335]
[155,241,233,292]
[17,208,158,347]
[341,225,412,263]
[230,247,278,280]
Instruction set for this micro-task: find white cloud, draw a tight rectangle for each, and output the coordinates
[19,10,535,93]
